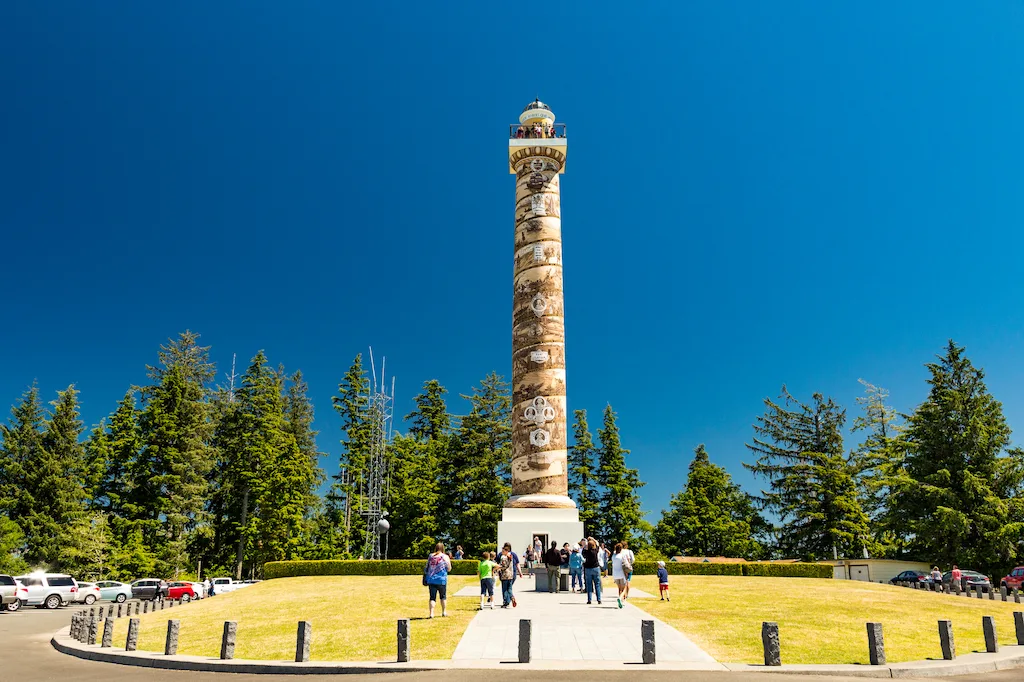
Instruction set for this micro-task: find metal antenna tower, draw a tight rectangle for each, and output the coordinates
[360,347,395,560]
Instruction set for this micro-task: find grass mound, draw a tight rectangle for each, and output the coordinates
[631,575,1023,664]
[112,575,475,661]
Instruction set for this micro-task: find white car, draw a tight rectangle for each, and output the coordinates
[74,582,102,605]
[189,582,206,599]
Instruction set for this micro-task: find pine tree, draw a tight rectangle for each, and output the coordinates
[568,409,600,534]
[0,516,27,574]
[0,385,46,549]
[405,380,451,441]
[138,332,215,576]
[18,386,89,566]
[891,341,1024,572]
[58,512,112,580]
[450,373,511,554]
[653,444,767,558]
[329,355,370,555]
[596,404,649,546]
[745,386,871,560]
[283,370,325,521]
[851,380,907,556]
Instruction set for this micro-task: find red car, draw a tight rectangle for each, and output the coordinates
[1001,567,1024,591]
[166,582,197,602]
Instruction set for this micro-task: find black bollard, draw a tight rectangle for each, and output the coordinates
[939,620,955,660]
[296,621,312,663]
[102,617,114,647]
[126,618,139,651]
[397,619,410,663]
[642,619,656,664]
[866,622,885,665]
[1014,612,1024,646]
[164,619,180,655]
[762,622,781,666]
[220,621,237,660]
[983,616,998,653]
[519,619,532,663]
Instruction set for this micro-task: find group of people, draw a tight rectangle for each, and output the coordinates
[512,124,562,139]
[426,537,673,616]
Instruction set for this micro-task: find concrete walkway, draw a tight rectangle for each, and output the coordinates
[451,577,721,667]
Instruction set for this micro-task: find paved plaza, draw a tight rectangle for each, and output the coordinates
[451,577,721,667]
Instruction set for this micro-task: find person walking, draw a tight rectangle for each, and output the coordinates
[478,551,496,609]
[425,542,452,618]
[612,543,627,608]
[569,544,584,593]
[621,541,635,599]
[544,541,562,594]
[598,542,608,577]
[498,544,516,608]
[533,536,542,562]
[951,564,963,592]
[582,539,602,604]
[930,565,942,584]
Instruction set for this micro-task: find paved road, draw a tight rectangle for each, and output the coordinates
[3,603,1021,682]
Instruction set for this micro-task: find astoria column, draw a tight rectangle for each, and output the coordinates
[506,99,577,513]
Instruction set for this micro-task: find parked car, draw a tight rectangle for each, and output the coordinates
[0,574,18,611]
[130,578,168,601]
[8,579,28,612]
[15,573,78,609]
[166,582,196,602]
[189,581,206,599]
[94,580,132,603]
[1000,567,1024,591]
[942,570,992,592]
[210,577,240,594]
[890,570,929,585]
[73,582,102,605]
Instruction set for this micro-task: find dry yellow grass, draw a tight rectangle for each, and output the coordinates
[630,574,1023,664]
[111,575,476,661]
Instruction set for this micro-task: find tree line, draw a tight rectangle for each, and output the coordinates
[651,340,1024,576]
[0,335,1021,578]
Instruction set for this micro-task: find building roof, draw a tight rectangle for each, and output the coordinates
[523,98,552,113]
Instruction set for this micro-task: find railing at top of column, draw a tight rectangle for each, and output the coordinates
[509,123,566,140]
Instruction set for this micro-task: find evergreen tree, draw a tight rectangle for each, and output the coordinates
[405,380,451,441]
[58,512,112,580]
[891,341,1024,572]
[596,404,649,545]
[0,385,46,556]
[745,387,871,560]
[0,516,27,574]
[653,444,767,558]
[568,409,600,534]
[851,380,908,557]
[138,332,215,576]
[18,386,89,566]
[283,370,325,522]
[450,373,511,553]
[329,355,370,555]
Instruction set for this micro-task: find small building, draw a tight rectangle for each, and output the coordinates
[831,558,931,583]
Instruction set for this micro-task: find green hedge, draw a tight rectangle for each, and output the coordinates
[264,559,833,580]
[741,562,833,578]
[264,559,478,579]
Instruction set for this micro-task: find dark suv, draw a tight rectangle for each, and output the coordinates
[130,578,168,601]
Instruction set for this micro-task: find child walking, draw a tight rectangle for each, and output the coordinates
[657,560,670,601]
[478,551,496,609]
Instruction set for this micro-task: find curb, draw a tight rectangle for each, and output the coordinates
[52,627,1024,677]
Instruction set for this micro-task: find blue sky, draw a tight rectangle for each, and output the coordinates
[3,2,1023,522]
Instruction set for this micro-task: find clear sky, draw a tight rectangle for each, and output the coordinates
[3,2,1023,522]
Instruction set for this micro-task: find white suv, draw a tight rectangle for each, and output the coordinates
[15,573,78,609]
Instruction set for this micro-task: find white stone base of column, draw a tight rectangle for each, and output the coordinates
[497,506,584,557]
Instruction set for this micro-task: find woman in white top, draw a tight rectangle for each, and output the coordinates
[611,542,627,608]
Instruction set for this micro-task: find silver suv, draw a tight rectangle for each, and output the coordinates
[0,575,17,610]
[15,573,78,609]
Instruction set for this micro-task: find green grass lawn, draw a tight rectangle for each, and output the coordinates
[111,575,476,661]
[630,575,1023,664]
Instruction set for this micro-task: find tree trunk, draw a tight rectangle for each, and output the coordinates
[235,487,249,581]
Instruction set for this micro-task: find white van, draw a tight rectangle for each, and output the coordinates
[15,573,78,609]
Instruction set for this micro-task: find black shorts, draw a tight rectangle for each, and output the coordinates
[428,584,447,601]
